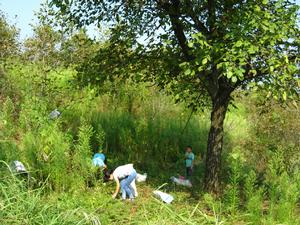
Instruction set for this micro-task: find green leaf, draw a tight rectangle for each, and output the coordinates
[179,62,187,67]
[198,66,203,72]
[184,69,191,75]
[202,58,208,65]
[188,42,194,48]
[282,91,287,101]
[217,63,223,69]
[248,46,256,54]
[250,69,257,76]
[236,40,243,47]
[231,76,237,83]
[254,5,261,12]
[227,71,233,78]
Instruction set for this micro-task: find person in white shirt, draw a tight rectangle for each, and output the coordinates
[104,164,137,200]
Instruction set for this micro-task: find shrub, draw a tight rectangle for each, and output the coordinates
[223,148,246,215]
[72,119,94,189]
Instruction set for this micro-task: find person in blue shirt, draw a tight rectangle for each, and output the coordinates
[185,146,195,178]
[92,153,107,168]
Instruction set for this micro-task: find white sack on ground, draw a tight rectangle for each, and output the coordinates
[153,190,174,204]
[49,109,61,119]
[11,160,27,173]
[136,173,147,182]
[171,176,192,188]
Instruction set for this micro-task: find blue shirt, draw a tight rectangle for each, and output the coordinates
[92,153,106,167]
[185,152,194,167]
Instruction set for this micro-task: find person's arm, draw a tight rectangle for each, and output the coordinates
[112,176,120,199]
[191,154,195,168]
[185,152,188,159]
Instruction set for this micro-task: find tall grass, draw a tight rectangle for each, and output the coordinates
[1,63,299,224]
[0,161,103,225]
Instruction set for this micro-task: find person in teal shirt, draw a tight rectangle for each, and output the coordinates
[185,146,195,178]
[92,153,107,168]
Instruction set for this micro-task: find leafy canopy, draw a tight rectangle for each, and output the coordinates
[50,0,299,107]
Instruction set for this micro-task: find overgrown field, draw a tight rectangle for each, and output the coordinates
[1,62,300,224]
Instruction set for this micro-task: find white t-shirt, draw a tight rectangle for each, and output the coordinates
[113,164,134,179]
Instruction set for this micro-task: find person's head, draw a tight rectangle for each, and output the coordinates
[186,146,192,153]
[103,168,114,182]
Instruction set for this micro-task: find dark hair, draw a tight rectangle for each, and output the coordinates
[103,168,114,182]
[186,146,192,150]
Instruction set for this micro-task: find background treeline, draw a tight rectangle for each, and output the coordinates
[1,7,300,225]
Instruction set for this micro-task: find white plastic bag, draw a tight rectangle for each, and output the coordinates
[153,190,174,204]
[171,176,192,187]
[136,173,147,182]
[49,109,61,119]
[12,161,27,173]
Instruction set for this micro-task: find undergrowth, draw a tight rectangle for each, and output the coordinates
[0,63,299,224]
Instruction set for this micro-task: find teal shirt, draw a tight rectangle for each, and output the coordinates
[185,152,195,167]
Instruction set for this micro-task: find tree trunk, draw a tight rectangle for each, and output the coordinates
[204,93,230,193]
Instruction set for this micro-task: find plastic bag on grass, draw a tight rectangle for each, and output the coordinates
[10,160,31,181]
[11,160,27,173]
[136,173,147,182]
[171,176,192,187]
[153,190,174,204]
[49,109,61,119]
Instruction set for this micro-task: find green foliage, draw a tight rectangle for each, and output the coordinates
[244,170,263,224]
[0,97,20,163]
[263,149,300,224]
[23,24,61,65]
[50,0,300,104]
[202,193,224,224]
[40,123,71,191]
[50,0,300,194]
[0,11,19,60]
[0,141,19,165]
[245,189,264,224]
[72,120,94,188]
[0,167,99,225]
[0,56,299,224]
[61,29,101,66]
[0,97,16,138]
[95,124,106,151]
[223,149,244,214]
[0,0,299,221]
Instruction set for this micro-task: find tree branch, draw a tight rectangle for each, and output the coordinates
[182,0,209,36]
[207,0,216,34]
[157,0,193,61]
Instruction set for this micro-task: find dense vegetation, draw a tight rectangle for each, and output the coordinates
[1,1,300,224]
[51,0,300,192]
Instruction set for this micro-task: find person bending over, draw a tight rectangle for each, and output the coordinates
[92,153,107,168]
[104,164,137,201]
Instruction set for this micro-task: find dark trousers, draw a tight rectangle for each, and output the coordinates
[186,167,193,178]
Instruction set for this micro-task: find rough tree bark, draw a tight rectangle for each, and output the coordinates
[204,90,231,193]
